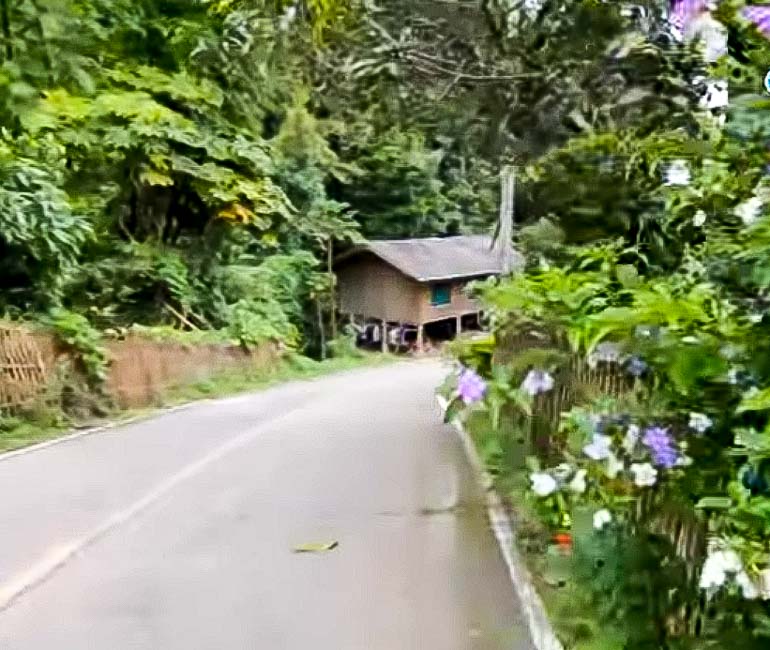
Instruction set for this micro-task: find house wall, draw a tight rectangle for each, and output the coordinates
[336,254,484,326]
[418,281,482,324]
[336,255,423,324]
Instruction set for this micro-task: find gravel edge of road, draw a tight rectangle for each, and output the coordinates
[436,394,564,650]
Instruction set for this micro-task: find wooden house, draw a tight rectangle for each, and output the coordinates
[334,235,522,351]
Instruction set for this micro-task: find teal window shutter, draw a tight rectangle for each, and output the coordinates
[430,283,452,306]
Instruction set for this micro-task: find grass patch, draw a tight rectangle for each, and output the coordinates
[0,352,396,455]
[0,417,65,452]
[163,351,396,403]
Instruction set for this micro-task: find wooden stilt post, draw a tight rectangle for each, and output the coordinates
[456,315,462,338]
[381,321,388,353]
[417,324,424,354]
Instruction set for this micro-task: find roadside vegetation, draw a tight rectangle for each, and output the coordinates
[5,1,770,646]
[0,341,392,454]
[443,2,770,649]
[0,0,500,355]
[1,0,501,436]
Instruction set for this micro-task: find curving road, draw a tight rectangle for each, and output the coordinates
[0,360,533,649]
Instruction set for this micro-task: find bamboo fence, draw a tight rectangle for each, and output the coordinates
[497,329,710,639]
[0,324,48,413]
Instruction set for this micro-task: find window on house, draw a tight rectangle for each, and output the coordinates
[430,283,452,306]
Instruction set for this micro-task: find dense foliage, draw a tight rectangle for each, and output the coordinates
[0,0,507,355]
[445,1,770,648]
[9,0,770,646]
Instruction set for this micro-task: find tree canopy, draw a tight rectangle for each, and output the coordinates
[2,0,538,355]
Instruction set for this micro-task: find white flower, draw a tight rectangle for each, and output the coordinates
[684,13,728,63]
[663,159,691,186]
[689,412,713,433]
[606,452,624,479]
[552,463,573,483]
[279,4,297,30]
[623,425,640,454]
[520,370,555,396]
[587,342,624,369]
[700,549,744,592]
[700,549,761,599]
[728,367,740,385]
[749,313,764,324]
[720,344,741,360]
[758,568,770,600]
[530,472,558,497]
[568,469,587,494]
[631,463,658,487]
[693,210,707,227]
[699,556,727,591]
[699,80,729,110]
[720,550,744,574]
[583,434,612,461]
[735,196,763,225]
[736,571,760,600]
[523,0,544,17]
[676,455,694,467]
[593,509,612,530]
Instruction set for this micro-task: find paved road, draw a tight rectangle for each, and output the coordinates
[0,360,533,649]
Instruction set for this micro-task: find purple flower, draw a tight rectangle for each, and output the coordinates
[457,368,487,404]
[627,356,648,378]
[521,370,555,396]
[743,6,770,38]
[642,426,679,469]
[670,0,708,33]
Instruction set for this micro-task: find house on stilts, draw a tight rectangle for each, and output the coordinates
[333,233,522,352]
[335,167,521,352]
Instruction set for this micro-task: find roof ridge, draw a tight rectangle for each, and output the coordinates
[369,234,490,245]
[336,234,520,283]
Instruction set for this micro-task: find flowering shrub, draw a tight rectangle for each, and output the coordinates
[451,251,770,645]
[441,3,770,646]
[457,367,487,404]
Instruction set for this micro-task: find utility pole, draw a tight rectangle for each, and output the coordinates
[495,165,516,274]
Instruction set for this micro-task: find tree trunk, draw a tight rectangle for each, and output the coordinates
[327,238,337,341]
[1,0,12,61]
[33,11,52,80]
[316,296,326,360]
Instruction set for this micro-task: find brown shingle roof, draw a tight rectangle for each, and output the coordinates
[336,235,522,283]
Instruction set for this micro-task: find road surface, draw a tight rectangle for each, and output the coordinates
[0,360,533,649]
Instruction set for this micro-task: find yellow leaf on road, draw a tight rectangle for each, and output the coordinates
[292,541,339,553]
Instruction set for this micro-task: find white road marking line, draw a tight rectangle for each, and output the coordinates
[0,405,302,613]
